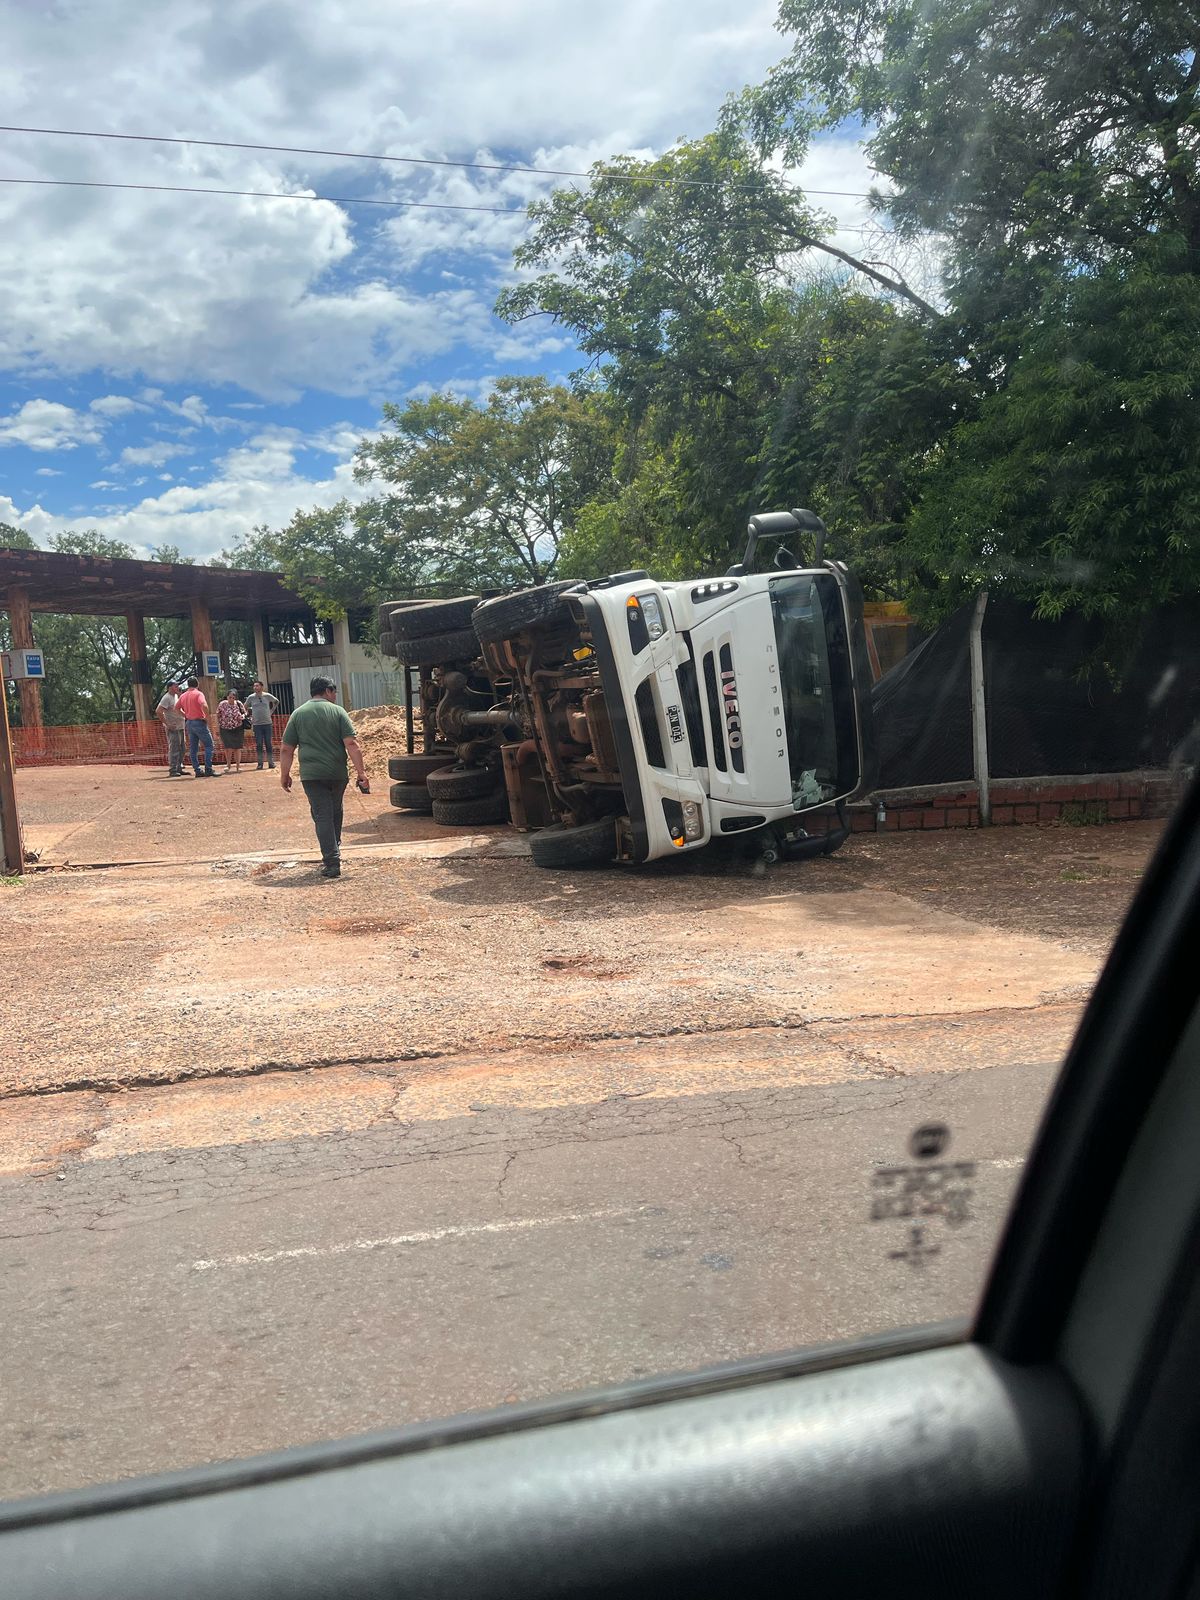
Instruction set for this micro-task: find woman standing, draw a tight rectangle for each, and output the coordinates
[216,687,250,774]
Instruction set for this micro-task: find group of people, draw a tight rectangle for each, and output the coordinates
[155,673,370,880]
[157,678,280,777]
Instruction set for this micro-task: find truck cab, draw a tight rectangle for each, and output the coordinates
[569,552,875,863]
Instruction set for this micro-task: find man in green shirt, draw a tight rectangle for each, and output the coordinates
[279,677,370,878]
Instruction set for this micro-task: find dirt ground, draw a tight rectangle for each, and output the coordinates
[13,759,461,864]
[0,763,1165,1111]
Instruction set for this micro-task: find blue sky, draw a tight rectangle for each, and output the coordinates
[0,0,881,562]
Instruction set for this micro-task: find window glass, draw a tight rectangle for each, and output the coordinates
[0,0,1192,1506]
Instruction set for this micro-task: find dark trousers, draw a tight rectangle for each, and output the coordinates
[252,723,274,765]
[302,779,347,866]
[186,718,214,776]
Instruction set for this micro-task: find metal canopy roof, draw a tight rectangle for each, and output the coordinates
[0,546,308,620]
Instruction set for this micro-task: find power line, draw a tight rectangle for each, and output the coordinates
[0,122,878,200]
[0,175,524,214]
[0,173,899,236]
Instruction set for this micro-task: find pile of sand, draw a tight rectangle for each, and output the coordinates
[352,704,428,769]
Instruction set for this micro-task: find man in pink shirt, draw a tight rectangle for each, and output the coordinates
[177,676,216,778]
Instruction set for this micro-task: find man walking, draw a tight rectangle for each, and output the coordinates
[177,676,216,779]
[156,680,186,778]
[244,680,279,769]
[279,677,369,878]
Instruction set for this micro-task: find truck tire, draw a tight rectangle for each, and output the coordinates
[393,628,481,666]
[390,596,481,640]
[427,764,496,801]
[471,580,578,646]
[388,753,454,783]
[529,817,618,870]
[431,792,509,826]
[379,628,396,657]
[389,781,434,812]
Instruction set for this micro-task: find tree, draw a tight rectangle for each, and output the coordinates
[906,262,1200,622]
[753,289,975,596]
[499,137,962,587]
[234,380,616,617]
[734,1,1200,352]
[724,1,1200,620]
[223,504,408,621]
[354,377,616,590]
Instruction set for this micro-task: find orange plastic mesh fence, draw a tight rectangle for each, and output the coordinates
[12,715,289,767]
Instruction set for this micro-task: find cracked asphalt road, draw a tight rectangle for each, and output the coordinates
[0,775,1164,1500]
[1,1057,1055,1500]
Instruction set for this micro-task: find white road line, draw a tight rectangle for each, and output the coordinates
[189,1205,648,1272]
[986,1156,1027,1170]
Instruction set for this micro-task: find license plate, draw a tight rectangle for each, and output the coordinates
[666,704,685,744]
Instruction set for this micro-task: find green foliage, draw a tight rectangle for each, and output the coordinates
[734,0,1200,339]
[238,378,616,612]
[907,263,1200,620]
[716,0,1200,619]
[224,502,405,621]
[752,290,975,594]
[500,137,960,589]
[354,376,616,590]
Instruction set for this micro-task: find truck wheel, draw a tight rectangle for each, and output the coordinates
[427,764,496,801]
[393,628,481,666]
[377,600,402,635]
[390,596,482,640]
[388,753,454,783]
[471,580,578,646]
[431,792,510,826]
[529,818,617,870]
[379,628,396,657]
[389,781,434,812]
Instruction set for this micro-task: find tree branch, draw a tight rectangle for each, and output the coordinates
[786,227,941,317]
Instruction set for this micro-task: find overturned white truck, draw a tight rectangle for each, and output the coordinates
[379,508,876,868]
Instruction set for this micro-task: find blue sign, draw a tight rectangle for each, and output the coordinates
[201,651,222,677]
[23,652,44,679]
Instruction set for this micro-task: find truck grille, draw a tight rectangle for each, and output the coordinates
[704,646,745,774]
[702,650,726,772]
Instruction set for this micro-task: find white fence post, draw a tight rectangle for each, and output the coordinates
[970,589,991,825]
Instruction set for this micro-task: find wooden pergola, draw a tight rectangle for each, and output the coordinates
[0,546,310,729]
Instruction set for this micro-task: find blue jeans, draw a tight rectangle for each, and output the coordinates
[252,723,274,764]
[186,718,214,776]
[302,779,347,867]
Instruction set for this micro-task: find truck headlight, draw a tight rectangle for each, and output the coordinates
[681,800,704,840]
[640,594,665,640]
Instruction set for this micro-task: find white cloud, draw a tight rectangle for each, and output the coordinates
[0,400,103,451]
[120,441,190,468]
[35,466,63,477]
[0,0,783,398]
[90,394,149,417]
[163,395,208,425]
[0,424,371,561]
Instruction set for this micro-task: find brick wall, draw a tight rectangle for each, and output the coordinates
[802,771,1178,835]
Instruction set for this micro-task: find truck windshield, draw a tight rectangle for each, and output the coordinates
[769,573,860,807]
